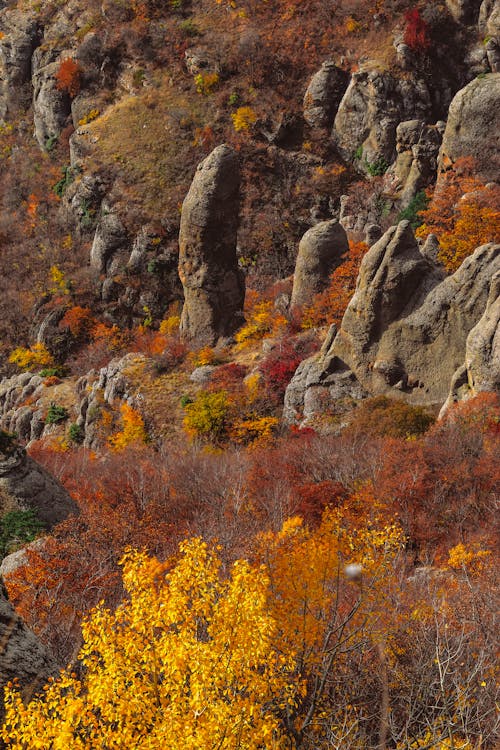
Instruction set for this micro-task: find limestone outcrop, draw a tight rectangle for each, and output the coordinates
[479,0,500,36]
[438,73,500,184]
[443,270,500,412]
[0,8,41,119]
[385,119,443,206]
[303,61,349,128]
[332,67,432,170]
[284,222,500,424]
[32,59,72,149]
[179,144,244,345]
[0,580,56,721]
[291,221,349,309]
[90,207,129,274]
[0,438,76,528]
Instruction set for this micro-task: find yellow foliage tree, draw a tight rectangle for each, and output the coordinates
[257,499,405,747]
[231,106,257,132]
[8,342,54,371]
[183,389,229,444]
[2,540,293,749]
[416,162,500,272]
[108,402,148,450]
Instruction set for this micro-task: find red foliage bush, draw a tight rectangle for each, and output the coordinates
[403,8,430,51]
[55,58,82,97]
[259,338,304,403]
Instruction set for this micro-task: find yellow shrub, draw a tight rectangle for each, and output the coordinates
[108,403,148,451]
[159,315,180,336]
[9,343,54,371]
[230,415,279,445]
[194,72,219,95]
[231,106,257,132]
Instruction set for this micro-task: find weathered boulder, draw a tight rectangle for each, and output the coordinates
[0,440,76,528]
[90,206,128,274]
[332,67,432,170]
[0,580,56,722]
[386,120,443,206]
[303,61,349,128]
[479,0,500,35]
[438,73,500,183]
[486,37,500,72]
[445,0,481,23]
[179,144,244,345]
[291,221,348,309]
[443,269,500,412]
[284,223,500,424]
[0,8,41,118]
[32,55,72,150]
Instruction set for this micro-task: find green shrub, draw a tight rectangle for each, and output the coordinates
[39,366,67,378]
[0,509,44,558]
[397,190,429,228]
[53,165,74,197]
[46,403,69,425]
[68,423,84,444]
[365,157,389,177]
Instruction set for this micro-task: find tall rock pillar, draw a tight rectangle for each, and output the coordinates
[178,144,244,346]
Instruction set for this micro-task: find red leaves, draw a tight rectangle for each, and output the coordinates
[403,8,430,52]
[55,58,82,98]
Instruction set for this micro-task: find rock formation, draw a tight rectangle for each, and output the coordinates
[284,222,500,424]
[438,73,500,184]
[32,52,72,150]
[386,119,443,206]
[90,207,129,274]
[0,580,56,722]
[443,270,500,412]
[0,437,77,528]
[303,61,349,128]
[178,144,244,346]
[291,221,349,309]
[332,67,432,169]
[0,8,41,119]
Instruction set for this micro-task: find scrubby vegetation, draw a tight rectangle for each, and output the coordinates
[0,0,498,747]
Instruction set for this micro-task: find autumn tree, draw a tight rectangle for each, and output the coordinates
[416,159,500,271]
[302,241,367,329]
[55,58,82,98]
[2,539,294,749]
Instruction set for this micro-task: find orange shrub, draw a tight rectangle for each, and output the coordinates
[416,159,500,272]
[55,58,82,98]
[302,240,367,329]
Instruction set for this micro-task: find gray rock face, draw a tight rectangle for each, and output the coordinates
[438,73,500,183]
[443,269,500,412]
[386,120,442,206]
[446,0,481,23]
[284,223,500,424]
[0,580,56,721]
[291,221,349,309]
[486,37,500,71]
[303,61,349,128]
[90,208,128,274]
[179,144,244,346]
[479,0,500,35]
[332,67,432,170]
[0,443,76,528]
[0,9,41,118]
[32,56,71,150]
[75,354,146,449]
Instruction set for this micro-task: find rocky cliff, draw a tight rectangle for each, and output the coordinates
[285,222,500,425]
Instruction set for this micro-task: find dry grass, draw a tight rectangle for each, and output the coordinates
[85,75,213,222]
